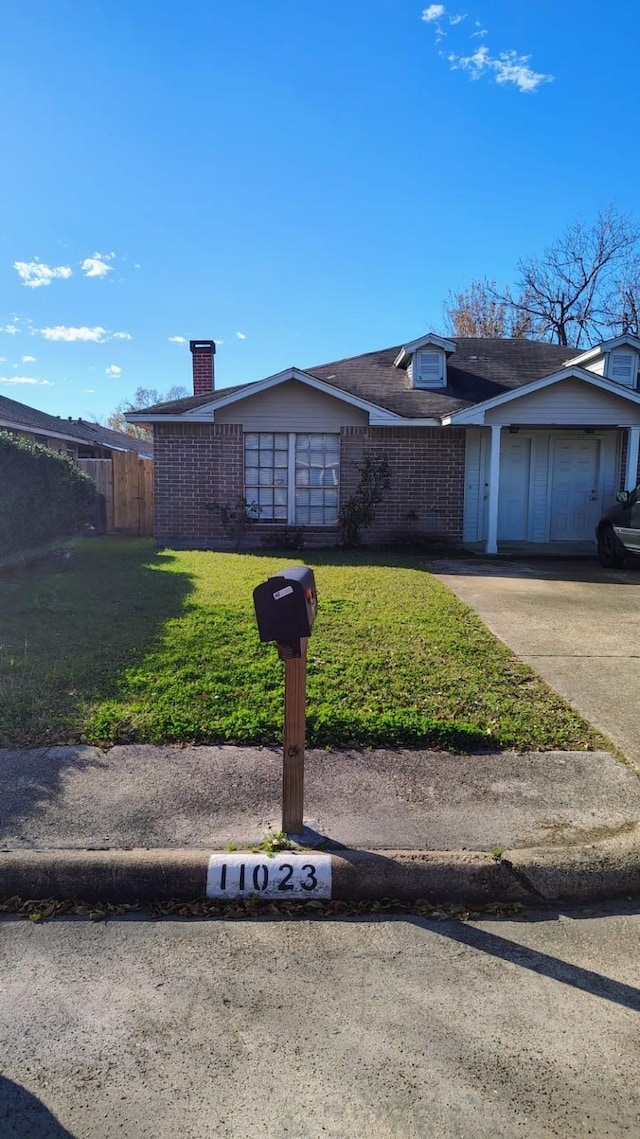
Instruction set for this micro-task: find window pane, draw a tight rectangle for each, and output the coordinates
[245,434,259,450]
[293,433,339,525]
[259,489,274,506]
[274,433,288,448]
[259,468,273,486]
[274,488,288,506]
[245,450,259,468]
[259,434,274,450]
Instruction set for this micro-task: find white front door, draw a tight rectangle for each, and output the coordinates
[498,436,531,540]
[549,436,600,541]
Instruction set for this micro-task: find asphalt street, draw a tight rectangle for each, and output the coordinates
[0,906,638,1138]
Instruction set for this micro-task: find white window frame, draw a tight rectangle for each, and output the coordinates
[244,431,340,526]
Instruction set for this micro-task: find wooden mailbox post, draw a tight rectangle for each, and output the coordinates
[253,568,317,838]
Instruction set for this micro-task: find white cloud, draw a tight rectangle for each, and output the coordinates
[447,44,553,91]
[84,388,95,393]
[37,325,132,343]
[22,355,37,363]
[422,4,445,20]
[81,252,115,278]
[423,8,552,92]
[106,364,122,377]
[13,260,73,288]
[214,339,224,345]
[0,376,54,386]
[0,357,6,362]
[236,331,246,340]
[133,263,141,269]
[168,335,186,343]
[0,319,22,335]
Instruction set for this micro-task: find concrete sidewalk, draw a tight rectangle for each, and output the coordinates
[1,744,639,905]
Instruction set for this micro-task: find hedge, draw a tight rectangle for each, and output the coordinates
[0,431,97,557]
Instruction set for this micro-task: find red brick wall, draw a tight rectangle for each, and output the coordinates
[340,426,465,543]
[618,427,640,489]
[153,421,466,547]
[154,422,244,545]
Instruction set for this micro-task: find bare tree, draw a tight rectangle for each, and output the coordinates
[106,385,188,439]
[443,278,531,338]
[507,207,640,348]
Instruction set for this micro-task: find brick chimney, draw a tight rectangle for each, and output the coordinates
[190,340,216,396]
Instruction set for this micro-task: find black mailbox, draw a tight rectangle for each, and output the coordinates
[253,566,317,657]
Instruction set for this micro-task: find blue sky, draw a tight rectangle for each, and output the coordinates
[1,0,639,421]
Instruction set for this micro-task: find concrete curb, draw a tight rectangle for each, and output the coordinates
[1,836,639,905]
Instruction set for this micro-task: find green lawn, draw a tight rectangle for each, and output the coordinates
[0,537,602,751]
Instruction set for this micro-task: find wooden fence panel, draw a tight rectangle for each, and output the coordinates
[113,452,154,535]
[77,459,114,532]
[77,455,154,535]
[141,457,154,535]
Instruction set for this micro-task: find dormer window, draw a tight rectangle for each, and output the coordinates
[393,332,455,390]
[608,350,637,387]
[565,334,640,388]
[412,349,446,389]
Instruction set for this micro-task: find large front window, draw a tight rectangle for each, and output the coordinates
[245,432,339,525]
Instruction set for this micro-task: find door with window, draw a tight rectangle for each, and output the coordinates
[245,432,339,525]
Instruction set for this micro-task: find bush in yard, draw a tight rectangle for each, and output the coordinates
[338,453,391,547]
[205,495,259,551]
[0,431,97,557]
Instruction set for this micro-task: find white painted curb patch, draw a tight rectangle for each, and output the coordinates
[206,852,332,900]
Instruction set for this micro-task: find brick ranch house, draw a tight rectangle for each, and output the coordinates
[126,333,640,554]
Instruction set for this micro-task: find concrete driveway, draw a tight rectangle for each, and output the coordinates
[431,557,640,771]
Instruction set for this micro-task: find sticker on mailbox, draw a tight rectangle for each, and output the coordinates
[273,586,294,601]
[206,852,332,900]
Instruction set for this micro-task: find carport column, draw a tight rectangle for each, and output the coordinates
[485,425,501,555]
[625,426,640,492]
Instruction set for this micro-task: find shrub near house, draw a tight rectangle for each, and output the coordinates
[0,431,96,557]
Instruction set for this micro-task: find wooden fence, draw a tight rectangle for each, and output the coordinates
[78,453,154,536]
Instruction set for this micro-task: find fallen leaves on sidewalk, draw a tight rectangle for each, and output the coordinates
[0,894,526,923]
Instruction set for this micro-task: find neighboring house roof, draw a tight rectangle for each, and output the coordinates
[129,338,575,423]
[0,394,153,457]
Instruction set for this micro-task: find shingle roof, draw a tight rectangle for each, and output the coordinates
[307,339,574,418]
[0,394,153,457]
[132,338,575,421]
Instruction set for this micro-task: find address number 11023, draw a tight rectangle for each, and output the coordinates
[206,852,332,900]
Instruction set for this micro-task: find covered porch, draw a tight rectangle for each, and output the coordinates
[479,423,638,555]
[450,365,640,555]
